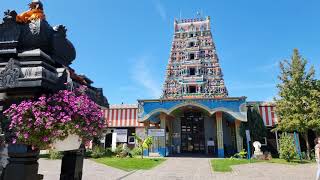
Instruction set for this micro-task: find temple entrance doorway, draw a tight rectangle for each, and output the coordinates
[181,111,205,154]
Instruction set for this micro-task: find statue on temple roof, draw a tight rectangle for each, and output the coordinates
[0,0,76,66]
[16,0,46,24]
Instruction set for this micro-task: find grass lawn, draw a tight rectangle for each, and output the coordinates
[211,158,315,172]
[94,157,166,171]
[211,159,258,172]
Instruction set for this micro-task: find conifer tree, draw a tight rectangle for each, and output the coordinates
[240,107,267,142]
[309,80,320,133]
[274,49,319,159]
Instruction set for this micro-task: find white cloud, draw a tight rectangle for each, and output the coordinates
[130,56,162,98]
[153,0,167,21]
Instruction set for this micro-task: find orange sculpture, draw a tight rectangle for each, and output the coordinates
[16,0,45,23]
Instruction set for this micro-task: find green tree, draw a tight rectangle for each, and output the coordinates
[240,107,267,142]
[133,133,153,159]
[279,133,297,162]
[274,49,319,159]
[309,80,320,133]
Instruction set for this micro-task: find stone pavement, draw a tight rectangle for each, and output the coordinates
[38,158,317,180]
[38,159,128,180]
[213,162,316,180]
[123,157,213,180]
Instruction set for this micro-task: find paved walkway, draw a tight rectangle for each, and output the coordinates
[213,162,316,180]
[39,158,317,180]
[124,157,213,180]
[39,159,128,180]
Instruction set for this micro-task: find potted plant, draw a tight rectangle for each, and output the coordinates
[3,86,105,151]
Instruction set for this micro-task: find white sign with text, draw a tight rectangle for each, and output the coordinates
[148,129,165,137]
[114,129,128,142]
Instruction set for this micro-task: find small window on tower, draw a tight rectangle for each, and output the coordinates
[189,86,196,93]
[189,68,196,76]
[190,53,195,60]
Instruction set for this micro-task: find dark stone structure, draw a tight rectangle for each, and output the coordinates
[3,144,43,180]
[0,10,76,66]
[60,148,85,180]
[0,4,108,180]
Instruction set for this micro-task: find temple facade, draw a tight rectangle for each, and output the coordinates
[103,16,281,158]
[103,17,251,158]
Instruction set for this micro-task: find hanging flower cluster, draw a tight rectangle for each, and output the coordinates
[3,86,105,149]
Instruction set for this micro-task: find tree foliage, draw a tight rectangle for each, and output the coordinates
[279,133,297,162]
[274,49,320,159]
[240,107,267,142]
[133,133,153,159]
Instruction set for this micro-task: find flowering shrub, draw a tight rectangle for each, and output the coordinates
[3,86,105,149]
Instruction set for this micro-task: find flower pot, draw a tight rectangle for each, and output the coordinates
[52,134,81,152]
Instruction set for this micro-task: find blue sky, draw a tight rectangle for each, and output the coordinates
[1,0,320,104]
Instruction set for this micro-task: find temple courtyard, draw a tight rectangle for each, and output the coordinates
[39,158,316,180]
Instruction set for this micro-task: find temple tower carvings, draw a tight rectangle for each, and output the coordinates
[162,16,228,99]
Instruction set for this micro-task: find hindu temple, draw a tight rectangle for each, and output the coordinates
[103,16,277,158]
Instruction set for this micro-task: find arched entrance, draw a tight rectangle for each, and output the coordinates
[164,107,243,157]
[180,110,205,153]
[139,99,247,157]
[167,105,211,155]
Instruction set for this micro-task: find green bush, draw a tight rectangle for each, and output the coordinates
[231,149,247,159]
[91,146,106,158]
[85,149,93,158]
[115,144,131,158]
[310,149,315,160]
[49,150,62,160]
[105,148,114,157]
[114,144,123,156]
[279,133,297,162]
[298,150,316,160]
[130,147,142,156]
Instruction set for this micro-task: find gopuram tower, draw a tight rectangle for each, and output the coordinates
[162,16,228,99]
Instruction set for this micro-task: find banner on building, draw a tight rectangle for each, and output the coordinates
[114,129,128,142]
[148,129,165,137]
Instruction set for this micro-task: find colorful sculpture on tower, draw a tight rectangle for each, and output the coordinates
[162,16,228,99]
[16,0,46,23]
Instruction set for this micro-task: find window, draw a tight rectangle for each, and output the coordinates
[128,136,135,145]
[189,86,196,93]
[189,42,195,47]
[200,51,205,58]
[190,33,194,37]
[190,53,195,60]
[189,68,196,76]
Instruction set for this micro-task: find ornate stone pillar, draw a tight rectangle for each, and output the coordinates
[216,112,224,157]
[235,120,243,152]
